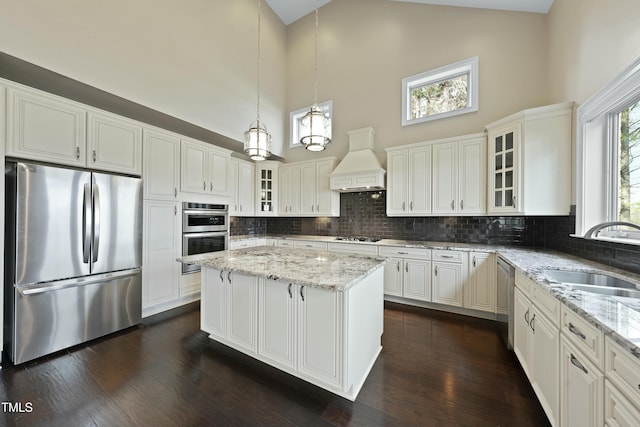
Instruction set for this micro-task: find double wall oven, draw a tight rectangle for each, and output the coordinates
[182,202,229,274]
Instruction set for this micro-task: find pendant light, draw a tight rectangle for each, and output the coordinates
[244,0,271,161]
[300,1,331,152]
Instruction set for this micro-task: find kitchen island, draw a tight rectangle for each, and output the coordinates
[178,246,387,401]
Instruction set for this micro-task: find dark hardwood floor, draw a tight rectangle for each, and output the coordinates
[0,302,551,427]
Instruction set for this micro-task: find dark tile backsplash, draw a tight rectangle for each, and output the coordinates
[232,191,640,274]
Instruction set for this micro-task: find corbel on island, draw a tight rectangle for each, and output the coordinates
[178,246,387,401]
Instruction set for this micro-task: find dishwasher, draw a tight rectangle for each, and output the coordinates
[497,256,515,349]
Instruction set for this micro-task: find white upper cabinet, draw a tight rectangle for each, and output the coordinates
[256,162,279,216]
[432,134,486,215]
[279,164,301,215]
[486,102,573,215]
[230,158,255,216]
[181,138,232,197]
[388,133,485,216]
[143,128,181,200]
[7,85,87,168]
[282,158,339,217]
[386,146,432,216]
[6,84,143,175]
[87,111,142,175]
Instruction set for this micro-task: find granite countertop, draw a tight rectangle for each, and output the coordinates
[178,246,387,292]
[497,247,640,358]
[229,234,640,357]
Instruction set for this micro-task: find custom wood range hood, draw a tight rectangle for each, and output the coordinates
[329,127,386,192]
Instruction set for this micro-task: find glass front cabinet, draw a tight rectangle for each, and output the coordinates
[487,124,521,214]
[256,162,279,216]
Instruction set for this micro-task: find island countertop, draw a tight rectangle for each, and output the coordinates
[178,246,387,292]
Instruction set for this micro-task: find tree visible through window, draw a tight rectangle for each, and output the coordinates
[411,74,469,119]
[402,57,478,126]
[618,99,640,223]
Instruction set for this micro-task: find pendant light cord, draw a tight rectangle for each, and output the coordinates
[256,0,262,125]
[313,2,319,106]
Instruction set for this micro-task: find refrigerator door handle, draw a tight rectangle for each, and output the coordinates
[83,183,92,264]
[17,269,141,296]
[92,182,101,263]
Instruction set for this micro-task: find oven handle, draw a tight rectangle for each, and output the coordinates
[182,209,228,215]
[182,231,229,238]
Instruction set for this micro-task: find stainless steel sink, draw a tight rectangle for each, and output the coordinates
[542,269,640,298]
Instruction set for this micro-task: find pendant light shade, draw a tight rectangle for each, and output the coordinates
[300,105,331,151]
[244,121,271,161]
[300,2,331,152]
[244,0,271,161]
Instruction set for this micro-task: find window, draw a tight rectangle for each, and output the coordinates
[289,100,332,148]
[576,56,640,244]
[402,57,478,126]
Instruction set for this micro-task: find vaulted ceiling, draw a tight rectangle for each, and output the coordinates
[265,0,555,25]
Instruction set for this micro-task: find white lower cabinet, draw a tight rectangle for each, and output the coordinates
[202,267,384,400]
[560,337,603,427]
[202,269,258,355]
[604,379,640,427]
[464,252,496,312]
[142,201,181,315]
[378,247,431,300]
[431,250,467,307]
[258,278,342,387]
[513,278,559,427]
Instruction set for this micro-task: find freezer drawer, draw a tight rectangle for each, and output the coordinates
[8,269,141,364]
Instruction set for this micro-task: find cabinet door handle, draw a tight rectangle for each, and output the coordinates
[530,314,536,333]
[472,256,476,268]
[210,182,213,192]
[311,204,315,212]
[174,187,178,198]
[219,269,224,283]
[300,286,305,302]
[524,308,530,325]
[434,266,438,276]
[317,204,320,212]
[92,150,97,162]
[568,323,586,340]
[409,201,413,211]
[402,202,406,211]
[227,270,232,284]
[405,263,409,273]
[451,200,455,210]
[203,181,206,191]
[76,146,81,160]
[512,196,516,207]
[288,283,293,299]
[174,205,177,215]
[460,200,464,210]
[396,261,400,272]
[570,353,588,374]
[240,204,243,212]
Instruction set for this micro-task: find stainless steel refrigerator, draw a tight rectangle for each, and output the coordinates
[4,161,142,364]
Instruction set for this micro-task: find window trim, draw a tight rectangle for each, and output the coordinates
[576,55,640,245]
[289,100,333,149]
[401,56,478,126]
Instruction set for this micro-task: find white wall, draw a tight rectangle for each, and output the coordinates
[0,0,288,156]
[548,0,640,106]
[285,0,549,164]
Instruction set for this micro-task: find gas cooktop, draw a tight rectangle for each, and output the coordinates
[335,236,381,243]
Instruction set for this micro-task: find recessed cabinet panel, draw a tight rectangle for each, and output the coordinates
[7,87,87,167]
[143,129,180,200]
[88,112,142,175]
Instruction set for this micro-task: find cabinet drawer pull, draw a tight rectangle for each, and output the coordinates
[570,353,588,374]
[300,286,305,302]
[568,322,586,340]
[530,314,536,333]
[397,251,408,255]
[439,254,454,259]
[288,283,293,299]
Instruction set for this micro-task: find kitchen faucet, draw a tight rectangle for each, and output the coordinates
[583,221,640,239]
